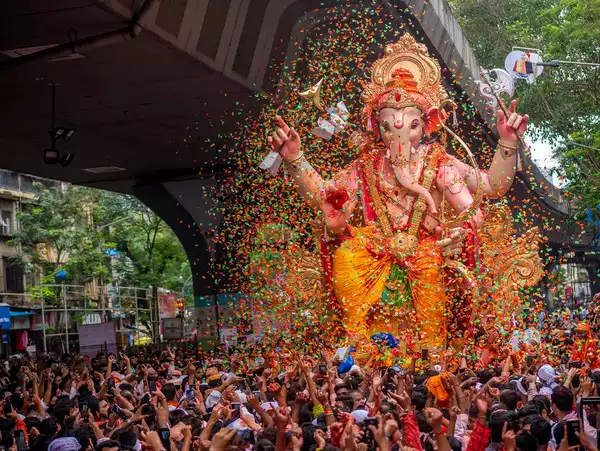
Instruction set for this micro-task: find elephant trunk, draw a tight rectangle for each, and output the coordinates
[392,139,438,215]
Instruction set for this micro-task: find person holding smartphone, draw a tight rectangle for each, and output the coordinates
[550,386,598,449]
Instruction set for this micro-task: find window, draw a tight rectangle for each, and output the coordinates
[4,258,24,293]
[0,210,11,236]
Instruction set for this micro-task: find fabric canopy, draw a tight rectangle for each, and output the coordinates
[10,311,34,316]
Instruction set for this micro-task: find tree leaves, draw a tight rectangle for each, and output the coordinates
[449,0,600,212]
[10,184,191,290]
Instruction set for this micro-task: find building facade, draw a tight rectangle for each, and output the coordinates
[0,170,56,354]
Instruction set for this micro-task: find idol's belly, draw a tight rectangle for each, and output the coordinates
[378,200,439,233]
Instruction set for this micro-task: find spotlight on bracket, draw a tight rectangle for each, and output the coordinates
[45,85,76,165]
[43,148,60,164]
[59,152,75,167]
[53,127,76,141]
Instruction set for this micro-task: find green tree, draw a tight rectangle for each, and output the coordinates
[449,0,600,211]
[94,191,191,291]
[10,183,110,283]
[11,183,191,291]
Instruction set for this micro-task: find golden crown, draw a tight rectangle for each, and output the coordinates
[362,34,448,113]
[376,86,430,112]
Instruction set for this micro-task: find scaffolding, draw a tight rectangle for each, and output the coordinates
[39,283,155,353]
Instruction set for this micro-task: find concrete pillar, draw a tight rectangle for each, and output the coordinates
[133,177,229,348]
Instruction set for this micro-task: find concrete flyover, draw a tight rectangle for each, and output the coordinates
[0,0,588,338]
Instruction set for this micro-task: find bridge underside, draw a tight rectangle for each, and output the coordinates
[0,0,591,337]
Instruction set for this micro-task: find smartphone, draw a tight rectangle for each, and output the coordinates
[579,397,600,423]
[237,379,246,391]
[148,377,157,393]
[231,402,241,419]
[158,428,170,449]
[234,429,255,446]
[566,419,581,447]
[111,404,127,419]
[318,364,328,375]
[107,378,115,391]
[363,417,377,445]
[364,417,378,427]
[186,389,196,403]
[79,402,89,415]
[14,429,26,451]
[253,391,261,399]
[422,349,429,360]
[570,361,583,369]
[3,403,12,415]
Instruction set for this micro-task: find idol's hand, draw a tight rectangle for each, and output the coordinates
[497,100,529,145]
[435,226,468,257]
[267,116,301,162]
[320,181,350,234]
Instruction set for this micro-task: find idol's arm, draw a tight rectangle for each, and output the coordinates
[452,100,528,200]
[285,154,326,209]
[287,157,358,236]
[452,140,518,199]
[267,115,326,210]
[482,139,518,198]
[436,163,484,265]
[485,101,529,198]
[437,162,485,229]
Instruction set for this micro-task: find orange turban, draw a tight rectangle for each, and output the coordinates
[426,374,449,401]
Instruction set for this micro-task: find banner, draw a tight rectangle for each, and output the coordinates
[0,305,10,330]
[159,293,178,318]
[162,317,182,340]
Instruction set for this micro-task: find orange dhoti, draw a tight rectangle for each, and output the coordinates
[332,226,447,349]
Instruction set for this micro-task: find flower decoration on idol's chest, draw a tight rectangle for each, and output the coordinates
[361,34,451,139]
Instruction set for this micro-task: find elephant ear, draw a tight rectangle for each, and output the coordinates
[424,107,448,134]
[367,115,380,142]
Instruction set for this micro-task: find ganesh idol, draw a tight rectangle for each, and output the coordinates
[265,35,535,350]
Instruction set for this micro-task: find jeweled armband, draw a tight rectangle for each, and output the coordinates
[497,140,518,160]
[285,152,308,172]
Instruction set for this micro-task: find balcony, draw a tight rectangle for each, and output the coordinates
[0,293,42,310]
[0,170,55,198]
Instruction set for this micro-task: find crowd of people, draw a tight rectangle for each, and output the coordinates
[1,318,600,451]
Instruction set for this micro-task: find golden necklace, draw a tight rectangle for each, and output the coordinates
[364,144,441,242]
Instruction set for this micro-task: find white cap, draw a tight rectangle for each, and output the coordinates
[351,409,369,424]
[538,364,555,383]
